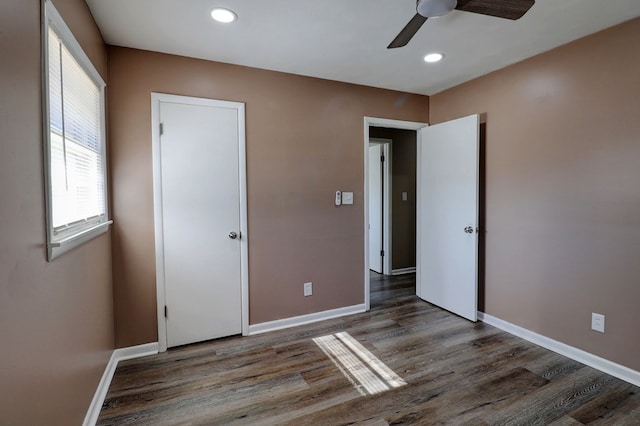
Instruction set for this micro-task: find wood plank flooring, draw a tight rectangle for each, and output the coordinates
[98,273,640,425]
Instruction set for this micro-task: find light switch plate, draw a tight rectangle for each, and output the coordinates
[591,313,605,333]
[304,282,313,297]
[342,192,354,205]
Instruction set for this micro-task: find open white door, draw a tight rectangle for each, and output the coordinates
[368,143,383,273]
[417,114,479,321]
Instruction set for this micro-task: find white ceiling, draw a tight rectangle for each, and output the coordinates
[86,0,640,95]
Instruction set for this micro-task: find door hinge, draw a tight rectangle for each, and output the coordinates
[164,305,168,318]
[381,154,385,162]
[160,123,164,136]
[380,250,384,257]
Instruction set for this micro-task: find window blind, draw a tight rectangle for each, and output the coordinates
[47,27,105,232]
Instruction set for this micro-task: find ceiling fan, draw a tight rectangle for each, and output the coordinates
[388,0,536,49]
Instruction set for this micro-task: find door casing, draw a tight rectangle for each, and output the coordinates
[151,93,249,352]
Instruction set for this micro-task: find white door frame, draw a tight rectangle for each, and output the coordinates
[363,117,428,311]
[151,93,249,352]
[368,138,392,275]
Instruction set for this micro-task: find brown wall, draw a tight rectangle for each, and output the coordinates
[369,127,417,270]
[430,18,640,371]
[0,0,113,424]
[107,47,429,347]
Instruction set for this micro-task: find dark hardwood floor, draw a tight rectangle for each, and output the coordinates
[370,271,416,306]
[98,273,640,425]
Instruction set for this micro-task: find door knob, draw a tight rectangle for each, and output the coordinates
[228,231,238,240]
[464,226,473,234]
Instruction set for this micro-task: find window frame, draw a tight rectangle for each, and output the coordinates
[42,0,111,261]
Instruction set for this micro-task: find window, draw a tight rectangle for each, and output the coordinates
[43,1,110,260]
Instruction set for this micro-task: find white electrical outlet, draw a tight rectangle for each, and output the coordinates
[304,282,313,297]
[591,313,605,333]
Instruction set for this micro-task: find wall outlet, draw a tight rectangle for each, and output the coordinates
[591,313,605,333]
[304,282,313,297]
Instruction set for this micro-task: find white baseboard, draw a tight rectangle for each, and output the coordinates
[478,312,640,387]
[391,267,416,275]
[248,304,366,335]
[83,342,158,426]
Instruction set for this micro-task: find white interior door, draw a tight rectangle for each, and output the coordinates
[417,114,479,321]
[368,143,383,273]
[159,98,243,347]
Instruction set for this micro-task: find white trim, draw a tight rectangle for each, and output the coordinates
[248,304,366,335]
[364,117,428,311]
[151,94,167,352]
[391,267,416,275]
[48,221,112,259]
[83,343,158,426]
[382,143,392,276]
[382,143,391,276]
[366,117,429,129]
[49,221,112,248]
[478,312,640,388]
[112,342,159,362]
[237,103,250,337]
[415,129,423,298]
[151,93,249,352]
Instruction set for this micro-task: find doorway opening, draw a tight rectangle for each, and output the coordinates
[363,117,427,310]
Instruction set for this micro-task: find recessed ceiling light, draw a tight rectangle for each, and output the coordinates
[211,8,237,23]
[424,53,444,63]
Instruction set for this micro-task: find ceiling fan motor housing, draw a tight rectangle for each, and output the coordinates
[417,0,458,17]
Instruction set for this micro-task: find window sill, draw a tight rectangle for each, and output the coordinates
[48,220,113,261]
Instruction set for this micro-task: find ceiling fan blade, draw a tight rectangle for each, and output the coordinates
[455,0,535,20]
[388,13,428,49]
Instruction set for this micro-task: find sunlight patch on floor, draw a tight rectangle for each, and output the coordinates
[313,331,407,396]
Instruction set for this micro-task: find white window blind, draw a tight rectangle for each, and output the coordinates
[44,1,109,260]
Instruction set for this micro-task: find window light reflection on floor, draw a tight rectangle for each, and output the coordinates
[313,331,407,396]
